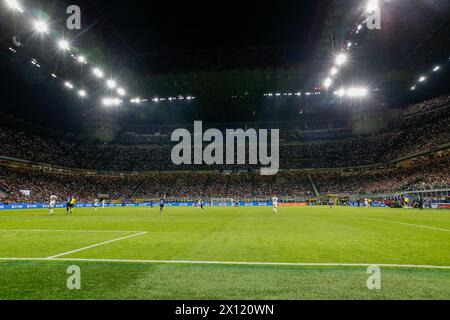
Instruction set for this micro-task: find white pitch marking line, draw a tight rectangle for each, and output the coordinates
[0,229,147,233]
[0,257,450,270]
[45,232,148,259]
[367,218,450,233]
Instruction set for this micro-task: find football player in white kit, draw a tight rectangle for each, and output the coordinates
[94,199,99,211]
[49,194,57,216]
[272,196,279,215]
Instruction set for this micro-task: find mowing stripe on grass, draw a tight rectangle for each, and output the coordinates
[0,257,450,270]
[0,229,147,234]
[45,232,148,259]
[367,218,450,233]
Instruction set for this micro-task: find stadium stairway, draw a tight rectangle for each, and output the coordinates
[129,176,150,199]
[308,174,320,197]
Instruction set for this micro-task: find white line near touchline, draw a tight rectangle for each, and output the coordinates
[367,218,450,233]
[0,257,449,270]
[0,229,147,233]
[45,232,148,259]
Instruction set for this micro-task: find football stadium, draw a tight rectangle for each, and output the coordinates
[0,0,450,303]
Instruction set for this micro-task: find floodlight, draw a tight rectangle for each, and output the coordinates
[117,88,126,96]
[106,79,117,89]
[92,68,104,78]
[33,20,49,34]
[5,0,23,12]
[418,76,426,82]
[366,0,379,14]
[336,88,346,97]
[410,86,416,91]
[346,87,368,97]
[102,98,112,106]
[330,67,338,76]
[323,78,333,89]
[58,39,70,51]
[335,53,347,66]
[77,55,86,64]
[102,97,121,106]
[433,66,440,72]
[78,90,86,97]
[51,73,57,78]
[64,81,74,89]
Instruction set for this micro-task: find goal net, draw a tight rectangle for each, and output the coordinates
[210,198,235,205]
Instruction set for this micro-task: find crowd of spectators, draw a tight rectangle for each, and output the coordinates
[0,168,314,203]
[313,156,450,195]
[0,94,449,171]
[0,166,142,203]
[0,95,449,203]
[0,154,447,203]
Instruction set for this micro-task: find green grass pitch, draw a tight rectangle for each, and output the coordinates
[0,206,449,300]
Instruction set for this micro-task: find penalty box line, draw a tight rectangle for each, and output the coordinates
[46,231,148,259]
[0,229,148,234]
[0,257,450,270]
[367,218,450,233]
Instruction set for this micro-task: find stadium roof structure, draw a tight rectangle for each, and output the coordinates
[123,0,450,107]
[0,0,449,129]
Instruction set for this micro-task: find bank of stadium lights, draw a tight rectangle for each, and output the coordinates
[33,20,49,34]
[330,67,338,76]
[77,55,87,64]
[57,39,70,51]
[347,87,368,97]
[78,89,87,98]
[92,68,104,79]
[117,88,126,97]
[366,0,379,14]
[102,97,122,107]
[64,81,74,89]
[264,92,302,97]
[334,87,368,98]
[130,96,195,104]
[5,0,23,12]
[3,1,142,106]
[30,58,40,68]
[335,53,348,66]
[410,59,448,91]
[321,0,380,92]
[106,79,117,89]
[323,78,333,89]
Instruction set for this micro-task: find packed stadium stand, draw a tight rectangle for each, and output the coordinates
[1,95,449,203]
